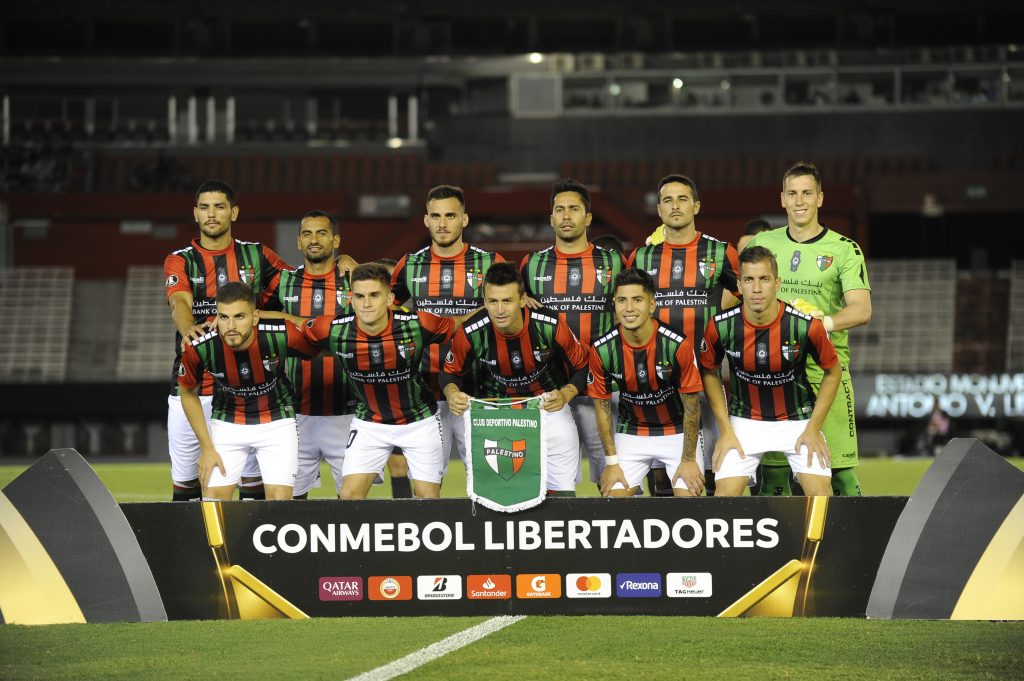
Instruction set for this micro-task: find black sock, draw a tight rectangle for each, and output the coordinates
[172,479,201,502]
[391,475,412,499]
[238,479,265,501]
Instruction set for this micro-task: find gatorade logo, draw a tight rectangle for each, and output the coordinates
[516,573,561,599]
[566,573,611,599]
[467,574,512,600]
[368,576,413,601]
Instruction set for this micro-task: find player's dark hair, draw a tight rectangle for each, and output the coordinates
[743,218,772,236]
[739,245,779,277]
[351,263,392,289]
[217,281,255,308]
[657,174,699,202]
[426,185,465,210]
[195,179,237,206]
[783,161,822,191]
[550,177,590,212]
[375,258,399,276]
[592,234,624,254]
[483,261,525,295]
[613,267,656,298]
[300,210,338,233]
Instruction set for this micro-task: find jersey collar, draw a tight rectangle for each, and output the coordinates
[785,226,829,245]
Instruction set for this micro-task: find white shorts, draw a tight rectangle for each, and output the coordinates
[612,432,699,491]
[716,416,832,481]
[343,413,445,484]
[206,418,299,488]
[542,403,581,492]
[168,395,263,484]
[294,413,353,496]
[438,400,468,463]
[572,396,614,484]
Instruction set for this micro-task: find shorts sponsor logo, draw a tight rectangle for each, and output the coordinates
[368,575,413,601]
[615,572,662,598]
[666,572,712,598]
[319,576,363,601]
[516,573,561,599]
[467,574,512,600]
[417,575,463,600]
[566,573,611,599]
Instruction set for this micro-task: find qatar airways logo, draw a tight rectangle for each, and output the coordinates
[319,576,363,601]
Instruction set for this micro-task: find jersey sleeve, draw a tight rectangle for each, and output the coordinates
[177,344,203,391]
[586,347,612,400]
[806,318,839,370]
[301,314,334,344]
[258,245,291,307]
[286,320,320,359]
[625,248,638,268]
[417,311,456,345]
[443,327,473,376]
[839,239,871,293]
[391,254,412,302]
[721,243,740,297]
[674,337,704,395]
[492,252,506,264]
[519,254,534,297]
[163,253,192,302]
[698,319,724,370]
[555,316,589,370]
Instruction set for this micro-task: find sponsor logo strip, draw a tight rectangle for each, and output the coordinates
[416,575,463,600]
[515,573,561,599]
[318,576,364,601]
[368,576,413,601]
[615,572,663,598]
[565,573,612,599]
[466,574,512,600]
[666,572,713,598]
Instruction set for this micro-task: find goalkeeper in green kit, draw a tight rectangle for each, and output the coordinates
[747,162,872,496]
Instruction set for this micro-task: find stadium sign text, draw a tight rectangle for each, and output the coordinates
[856,373,1024,419]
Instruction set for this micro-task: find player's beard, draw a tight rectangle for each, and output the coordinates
[304,248,333,264]
[200,221,231,240]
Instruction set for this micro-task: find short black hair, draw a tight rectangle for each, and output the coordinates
[743,218,771,236]
[300,210,338,233]
[426,185,465,210]
[783,161,822,191]
[657,174,699,203]
[483,261,524,295]
[738,245,778,277]
[195,179,237,206]
[550,177,590,213]
[351,263,392,288]
[217,281,255,307]
[613,267,655,298]
[592,234,624,254]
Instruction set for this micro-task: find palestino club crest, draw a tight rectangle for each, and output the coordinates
[782,341,801,362]
[484,437,527,481]
[816,255,834,271]
[698,258,717,280]
[595,268,613,286]
[337,290,350,307]
[238,265,256,285]
[533,346,552,363]
[655,362,672,381]
[467,270,484,288]
[262,355,280,373]
[397,339,415,361]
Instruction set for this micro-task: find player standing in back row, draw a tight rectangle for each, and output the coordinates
[748,162,872,496]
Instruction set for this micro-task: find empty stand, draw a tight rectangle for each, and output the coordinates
[848,259,956,373]
[116,266,174,382]
[0,268,74,382]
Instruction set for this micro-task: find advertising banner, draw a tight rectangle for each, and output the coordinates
[464,398,546,513]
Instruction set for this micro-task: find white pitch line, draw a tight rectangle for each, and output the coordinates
[346,615,527,681]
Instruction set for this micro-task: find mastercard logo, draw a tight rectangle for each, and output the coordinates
[566,573,611,599]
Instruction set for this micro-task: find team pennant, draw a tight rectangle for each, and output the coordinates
[464,397,546,513]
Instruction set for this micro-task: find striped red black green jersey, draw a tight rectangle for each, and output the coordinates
[274,266,356,417]
[626,232,739,348]
[444,307,589,398]
[699,301,839,421]
[391,243,505,380]
[587,321,703,436]
[303,310,455,425]
[177,320,317,424]
[519,244,624,346]
[164,238,290,397]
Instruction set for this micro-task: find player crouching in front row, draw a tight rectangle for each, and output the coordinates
[587,268,704,497]
[178,282,321,500]
[699,246,841,496]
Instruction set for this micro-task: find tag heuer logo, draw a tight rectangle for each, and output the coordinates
[484,437,527,480]
[816,255,834,271]
[698,258,717,279]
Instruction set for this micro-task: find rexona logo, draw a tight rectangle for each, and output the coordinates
[467,574,513,600]
[666,572,713,598]
[566,573,611,599]
[368,576,413,601]
[515,573,561,599]
[318,576,363,601]
[416,575,463,600]
[615,572,663,598]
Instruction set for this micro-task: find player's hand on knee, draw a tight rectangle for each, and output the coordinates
[673,460,705,496]
[600,463,629,497]
[199,447,226,488]
[796,428,830,468]
[712,432,743,473]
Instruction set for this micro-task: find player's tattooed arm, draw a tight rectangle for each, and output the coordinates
[595,397,630,496]
[594,397,616,457]
[681,393,701,463]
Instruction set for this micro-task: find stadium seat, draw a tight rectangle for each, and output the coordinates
[0,267,74,382]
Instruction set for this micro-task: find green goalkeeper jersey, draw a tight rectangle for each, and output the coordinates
[747,226,870,376]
